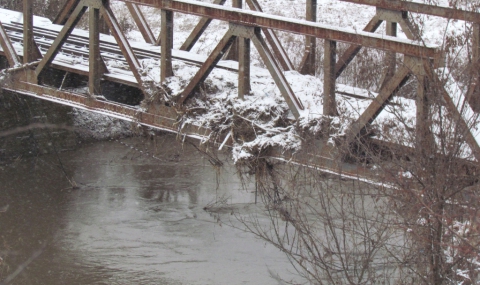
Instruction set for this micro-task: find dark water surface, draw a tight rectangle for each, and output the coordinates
[0,135,297,284]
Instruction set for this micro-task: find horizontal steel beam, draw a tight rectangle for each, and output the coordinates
[340,0,480,23]
[122,0,441,59]
[5,81,388,185]
[8,81,210,139]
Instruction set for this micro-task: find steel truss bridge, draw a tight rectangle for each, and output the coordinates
[0,0,479,182]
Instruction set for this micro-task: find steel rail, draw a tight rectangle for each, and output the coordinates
[340,0,480,23]
[123,0,441,60]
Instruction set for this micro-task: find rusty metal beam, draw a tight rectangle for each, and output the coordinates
[250,27,304,118]
[161,9,174,81]
[8,80,211,140]
[245,0,293,71]
[23,0,42,64]
[323,40,337,116]
[466,23,480,112]
[35,1,87,77]
[179,24,303,117]
[100,2,146,93]
[225,0,242,61]
[238,37,250,99]
[123,0,440,60]
[126,2,156,44]
[89,7,107,95]
[415,63,434,156]
[4,81,394,185]
[180,0,227,51]
[378,19,397,91]
[179,16,211,51]
[340,0,480,23]
[299,0,317,75]
[386,20,397,70]
[347,61,411,142]
[335,15,382,78]
[397,16,418,41]
[0,22,20,67]
[53,0,82,25]
[178,29,236,104]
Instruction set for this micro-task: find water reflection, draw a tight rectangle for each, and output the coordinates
[0,135,298,285]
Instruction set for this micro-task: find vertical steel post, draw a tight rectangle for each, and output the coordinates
[465,23,480,111]
[472,23,480,108]
[99,0,110,35]
[300,0,317,75]
[89,7,103,95]
[23,0,37,64]
[323,40,337,116]
[161,9,174,82]
[385,21,397,81]
[378,20,397,91]
[225,0,242,61]
[415,63,432,156]
[238,37,250,99]
[23,0,41,83]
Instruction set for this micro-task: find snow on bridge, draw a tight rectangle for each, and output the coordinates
[0,0,479,182]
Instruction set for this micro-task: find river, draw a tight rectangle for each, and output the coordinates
[0,135,299,285]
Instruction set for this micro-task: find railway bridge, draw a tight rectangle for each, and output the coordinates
[1,0,479,183]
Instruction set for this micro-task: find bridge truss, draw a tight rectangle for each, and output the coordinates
[0,0,479,182]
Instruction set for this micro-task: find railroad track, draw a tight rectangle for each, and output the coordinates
[1,21,238,86]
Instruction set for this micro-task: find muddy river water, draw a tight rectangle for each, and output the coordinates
[0,135,299,284]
